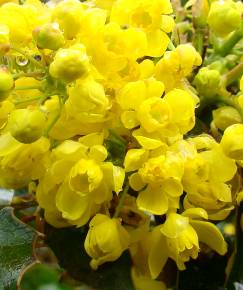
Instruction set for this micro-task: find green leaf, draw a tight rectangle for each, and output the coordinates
[45,225,134,290]
[20,264,69,290]
[105,130,127,166]
[0,207,39,290]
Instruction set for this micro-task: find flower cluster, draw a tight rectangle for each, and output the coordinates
[0,0,243,289]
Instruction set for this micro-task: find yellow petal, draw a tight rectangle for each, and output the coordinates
[0,133,21,156]
[78,132,104,147]
[121,110,139,129]
[146,30,170,57]
[190,220,227,255]
[137,185,168,215]
[129,172,146,191]
[148,227,168,279]
[162,178,183,197]
[56,182,91,222]
[182,208,208,220]
[112,165,125,194]
[124,148,148,172]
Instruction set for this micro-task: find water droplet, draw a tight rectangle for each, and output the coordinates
[16,56,29,66]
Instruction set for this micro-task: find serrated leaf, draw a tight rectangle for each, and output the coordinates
[0,207,39,290]
[45,225,134,290]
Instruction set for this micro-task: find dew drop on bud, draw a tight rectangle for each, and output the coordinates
[15,56,29,66]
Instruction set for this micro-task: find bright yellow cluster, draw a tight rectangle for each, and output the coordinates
[0,0,242,289]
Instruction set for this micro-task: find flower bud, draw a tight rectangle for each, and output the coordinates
[220,124,243,160]
[207,0,241,37]
[0,68,14,100]
[193,67,221,97]
[49,44,90,83]
[8,108,46,143]
[84,214,130,270]
[213,106,241,130]
[33,23,65,51]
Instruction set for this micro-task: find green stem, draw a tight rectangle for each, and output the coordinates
[11,46,45,69]
[14,85,42,91]
[13,95,43,105]
[221,61,243,87]
[113,182,130,218]
[193,29,204,56]
[168,40,176,51]
[13,70,45,80]
[44,96,63,135]
[217,26,243,57]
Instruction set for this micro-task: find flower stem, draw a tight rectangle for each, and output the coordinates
[113,182,130,218]
[44,96,63,136]
[11,46,45,69]
[13,95,43,105]
[221,61,243,87]
[13,70,45,79]
[14,85,42,91]
[217,25,243,57]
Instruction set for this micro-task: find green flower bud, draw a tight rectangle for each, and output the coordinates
[193,67,220,97]
[208,60,227,74]
[33,23,65,51]
[9,109,46,143]
[0,68,14,101]
[49,44,90,83]
[213,106,242,131]
[207,0,241,37]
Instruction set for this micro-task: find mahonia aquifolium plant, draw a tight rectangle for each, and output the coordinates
[0,0,243,289]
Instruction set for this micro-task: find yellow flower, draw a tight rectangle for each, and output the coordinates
[66,78,110,124]
[220,124,243,160]
[155,44,202,91]
[36,139,125,227]
[163,89,196,135]
[128,150,184,215]
[182,138,237,219]
[0,133,50,189]
[49,44,90,83]
[69,159,104,193]
[149,211,227,278]
[84,214,130,269]
[0,0,50,46]
[51,0,85,39]
[110,0,174,57]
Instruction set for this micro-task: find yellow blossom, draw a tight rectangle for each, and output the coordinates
[84,214,130,269]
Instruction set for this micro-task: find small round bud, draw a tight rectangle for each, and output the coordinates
[193,67,220,97]
[213,106,241,131]
[8,108,46,143]
[0,68,14,100]
[33,23,65,51]
[207,0,241,37]
[220,124,243,160]
[49,44,90,83]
